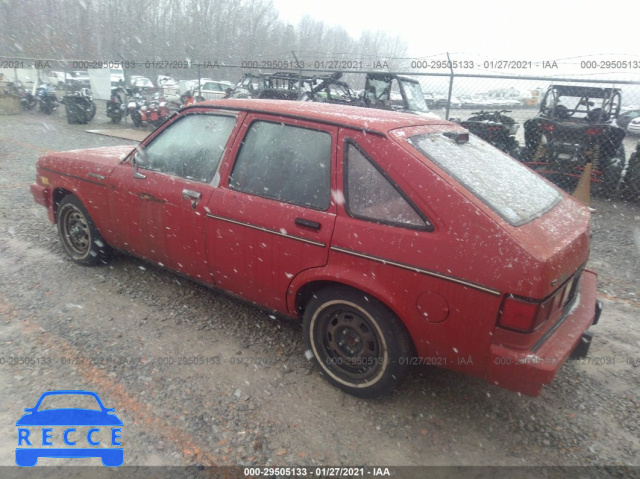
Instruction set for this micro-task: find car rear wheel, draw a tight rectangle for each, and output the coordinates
[303,286,413,398]
[57,195,111,266]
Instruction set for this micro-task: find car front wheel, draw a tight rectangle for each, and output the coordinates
[303,286,413,398]
[57,195,111,265]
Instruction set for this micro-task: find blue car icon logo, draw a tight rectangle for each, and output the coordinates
[16,390,123,467]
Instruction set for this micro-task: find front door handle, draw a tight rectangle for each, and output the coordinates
[295,218,321,231]
[182,189,202,200]
[182,189,202,210]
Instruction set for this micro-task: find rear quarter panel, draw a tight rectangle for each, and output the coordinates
[312,128,532,377]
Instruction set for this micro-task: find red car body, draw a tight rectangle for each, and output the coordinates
[31,99,601,397]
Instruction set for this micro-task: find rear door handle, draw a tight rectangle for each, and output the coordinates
[295,218,321,231]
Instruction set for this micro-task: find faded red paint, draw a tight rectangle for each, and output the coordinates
[31,99,600,396]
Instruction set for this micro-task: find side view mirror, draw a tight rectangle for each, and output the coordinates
[133,150,148,179]
[134,149,148,166]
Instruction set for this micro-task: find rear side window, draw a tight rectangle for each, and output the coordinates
[229,121,331,210]
[408,133,561,225]
[345,143,428,229]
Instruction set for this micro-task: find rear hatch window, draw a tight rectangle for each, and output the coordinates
[407,133,561,226]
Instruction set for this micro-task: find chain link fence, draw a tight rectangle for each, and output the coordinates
[2,57,640,201]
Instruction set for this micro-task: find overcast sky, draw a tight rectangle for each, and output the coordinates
[272,0,638,69]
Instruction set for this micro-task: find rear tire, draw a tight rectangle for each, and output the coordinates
[597,145,626,198]
[131,111,142,127]
[88,101,97,121]
[57,195,111,266]
[622,152,640,202]
[303,286,413,398]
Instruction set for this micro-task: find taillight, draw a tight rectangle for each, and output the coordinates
[540,123,555,132]
[586,127,604,135]
[487,126,502,132]
[498,295,553,333]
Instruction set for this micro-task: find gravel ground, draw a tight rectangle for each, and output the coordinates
[0,106,639,478]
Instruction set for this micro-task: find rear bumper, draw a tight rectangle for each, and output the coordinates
[487,270,599,396]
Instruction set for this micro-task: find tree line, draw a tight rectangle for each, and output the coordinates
[0,0,407,81]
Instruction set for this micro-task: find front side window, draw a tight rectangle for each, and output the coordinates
[345,143,428,229]
[229,121,331,210]
[142,114,236,183]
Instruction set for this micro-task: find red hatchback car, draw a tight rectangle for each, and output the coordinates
[31,99,602,398]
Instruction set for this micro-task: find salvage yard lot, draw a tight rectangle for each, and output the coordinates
[0,110,638,474]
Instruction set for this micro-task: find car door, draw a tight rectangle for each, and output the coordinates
[206,114,337,312]
[107,111,241,281]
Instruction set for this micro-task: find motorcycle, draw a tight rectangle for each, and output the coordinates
[35,83,59,114]
[453,110,521,157]
[127,91,147,127]
[131,92,172,128]
[106,87,126,123]
[20,86,37,110]
[64,88,96,124]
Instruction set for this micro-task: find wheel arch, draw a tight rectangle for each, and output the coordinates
[291,276,416,356]
[52,187,75,221]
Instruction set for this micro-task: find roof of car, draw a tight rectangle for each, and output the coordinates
[551,85,621,98]
[191,99,448,134]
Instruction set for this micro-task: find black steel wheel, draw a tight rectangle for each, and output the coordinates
[303,286,413,398]
[57,195,111,266]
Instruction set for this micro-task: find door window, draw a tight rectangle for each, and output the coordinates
[229,121,331,210]
[142,114,236,182]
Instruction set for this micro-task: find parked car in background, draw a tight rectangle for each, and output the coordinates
[617,108,640,131]
[66,71,90,89]
[130,76,155,92]
[196,80,230,100]
[31,99,601,399]
[48,71,66,88]
[423,93,435,108]
[627,117,640,135]
[433,94,462,109]
[110,67,124,87]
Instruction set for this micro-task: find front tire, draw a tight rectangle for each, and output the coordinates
[303,286,413,398]
[57,195,111,265]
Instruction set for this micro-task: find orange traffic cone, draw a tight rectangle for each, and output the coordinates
[573,163,592,207]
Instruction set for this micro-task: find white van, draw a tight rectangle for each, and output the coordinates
[49,71,67,88]
[110,67,124,86]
